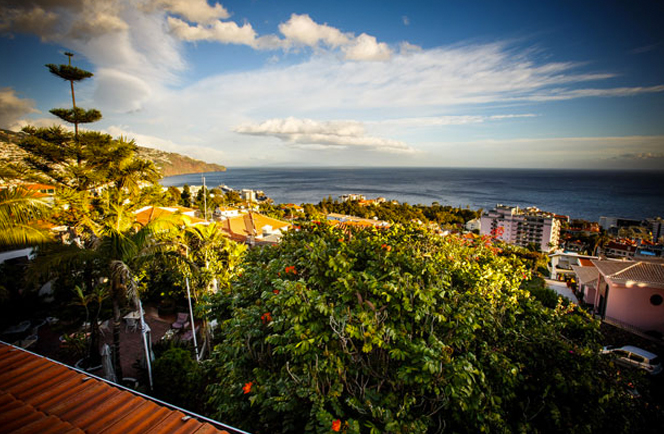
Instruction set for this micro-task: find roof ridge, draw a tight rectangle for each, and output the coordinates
[607,261,641,277]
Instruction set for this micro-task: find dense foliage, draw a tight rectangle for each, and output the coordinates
[312,198,479,228]
[153,346,204,410]
[205,223,642,433]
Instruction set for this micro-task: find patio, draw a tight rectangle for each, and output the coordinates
[8,304,183,384]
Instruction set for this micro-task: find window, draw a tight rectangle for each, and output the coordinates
[650,294,663,306]
[629,353,645,363]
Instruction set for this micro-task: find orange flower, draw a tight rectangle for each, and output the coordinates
[261,312,272,324]
[381,244,392,251]
[243,382,253,394]
[273,289,280,295]
[331,419,341,432]
[285,265,297,275]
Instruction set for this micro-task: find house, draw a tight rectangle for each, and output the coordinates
[219,212,290,245]
[599,216,643,232]
[647,217,664,243]
[548,251,598,279]
[602,239,637,258]
[0,342,238,433]
[280,203,304,212]
[214,206,243,219]
[339,193,365,202]
[22,183,56,197]
[635,240,664,259]
[134,206,207,227]
[465,218,481,232]
[570,264,599,305]
[326,213,390,228]
[240,189,257,203]
[573,260,664,335]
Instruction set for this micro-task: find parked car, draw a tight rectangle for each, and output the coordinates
[601,345,662,375]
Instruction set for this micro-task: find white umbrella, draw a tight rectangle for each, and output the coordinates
[101,344,117,383]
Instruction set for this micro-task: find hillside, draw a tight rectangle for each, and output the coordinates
[0,129,225,178]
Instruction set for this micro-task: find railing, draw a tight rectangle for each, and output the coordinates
[601,317,664,344]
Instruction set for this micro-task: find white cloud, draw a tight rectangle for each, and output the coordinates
[377,114,538,127]
[149,0,229,24]
[278,14,351,48]
[9,117,69,132]
[104,125,227,163]
[93,68,153,113]
[234,117,415,154]
[165,12,392,60]
[68,3,129,39]
[415,135,664,169]
[182,43,647,118]
[0,88,40,129]
[167,16,258,45]
[0,5,59,40]
[1,0,185,114]
[527,85,664,101]
[342,33,392,61]
[615,152,664,160]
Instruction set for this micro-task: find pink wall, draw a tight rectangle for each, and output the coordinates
[583,285,596,306]
[605,282,664,333]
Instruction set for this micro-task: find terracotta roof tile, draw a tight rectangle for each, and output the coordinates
[591,259,664,287]
[571,265,598,286]
[591,260,633,277]
[0,343,234,434]
[220,213,290,241]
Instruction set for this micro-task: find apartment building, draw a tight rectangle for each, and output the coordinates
[480,204,561,251]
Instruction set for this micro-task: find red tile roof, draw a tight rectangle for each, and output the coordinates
[0,343,233,434]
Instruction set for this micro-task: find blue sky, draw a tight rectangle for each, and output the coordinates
[1,0,663,169]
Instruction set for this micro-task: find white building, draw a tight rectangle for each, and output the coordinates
[465,218,481,232]
[241,189,256,203]
[339,193,365,202]
[480,205,561,252]
[646,217,664,243]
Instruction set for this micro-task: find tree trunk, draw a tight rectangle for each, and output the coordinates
[112,285,123,381]
[85,267,101,366]
[88,313,101,367]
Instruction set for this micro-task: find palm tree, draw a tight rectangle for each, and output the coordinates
[178,223,246,356]
[592,231,611,257]
[72,285,108,367]
[33,192,179,377]
[183,223,245,293]
[0,187,51,249]
[93,197,179,379]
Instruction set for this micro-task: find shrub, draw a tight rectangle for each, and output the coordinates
[152,347,203,411]
[205,223,641,433]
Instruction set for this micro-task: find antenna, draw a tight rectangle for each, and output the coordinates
[202,175,207,222]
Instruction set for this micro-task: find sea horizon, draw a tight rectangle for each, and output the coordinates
[161,167,664,222]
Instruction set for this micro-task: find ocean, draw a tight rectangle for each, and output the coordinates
[160,168,664,222]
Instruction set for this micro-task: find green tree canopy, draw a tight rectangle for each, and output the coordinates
[206,223,646,433]
[46,52,100,139]
[0,187,51,249]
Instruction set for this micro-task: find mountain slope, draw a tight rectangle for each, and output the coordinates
[0,129,225,178]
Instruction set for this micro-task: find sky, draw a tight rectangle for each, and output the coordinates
[1,0,663,169]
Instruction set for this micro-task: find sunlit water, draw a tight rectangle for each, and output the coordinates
[161,168,664,221]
